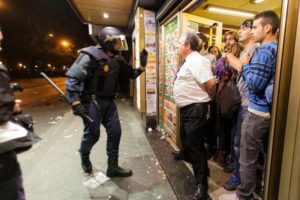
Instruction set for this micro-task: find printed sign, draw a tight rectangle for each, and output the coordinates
[144,10,157,116]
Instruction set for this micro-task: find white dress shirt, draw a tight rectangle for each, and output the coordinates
[173,51,213,108]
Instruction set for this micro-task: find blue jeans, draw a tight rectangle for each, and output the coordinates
[232,106,247,179]
[80,99,121,158]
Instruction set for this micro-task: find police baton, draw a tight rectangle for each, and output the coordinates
[40,72,94,123]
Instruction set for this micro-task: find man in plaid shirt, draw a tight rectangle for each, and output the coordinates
[219,10,279,200]
[237,10,279,200]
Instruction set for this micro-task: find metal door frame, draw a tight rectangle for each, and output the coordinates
[265,0,300,199]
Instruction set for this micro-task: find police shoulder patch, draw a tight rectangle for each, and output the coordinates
[103,64,109,72]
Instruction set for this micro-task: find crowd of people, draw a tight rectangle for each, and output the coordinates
[172,10,279,200]
[0,8,279,200]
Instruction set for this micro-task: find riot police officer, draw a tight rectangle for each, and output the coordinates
[65,26,148,177]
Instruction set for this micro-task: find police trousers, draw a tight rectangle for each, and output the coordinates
[80,99,121,158]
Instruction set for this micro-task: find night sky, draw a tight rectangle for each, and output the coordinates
[0,0,94,77]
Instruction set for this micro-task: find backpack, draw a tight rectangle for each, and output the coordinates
[0,65,40,154]
[216,67,241,119]
[0,116,40,154]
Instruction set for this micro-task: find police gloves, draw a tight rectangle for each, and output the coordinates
[140,49,148,67]
[71,103,88,118]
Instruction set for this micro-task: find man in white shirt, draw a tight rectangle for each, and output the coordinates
[173,31,216,200]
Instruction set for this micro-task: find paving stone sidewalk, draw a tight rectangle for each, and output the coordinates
[18,99,177,200]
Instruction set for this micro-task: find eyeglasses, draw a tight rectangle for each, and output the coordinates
[241,21,253,29]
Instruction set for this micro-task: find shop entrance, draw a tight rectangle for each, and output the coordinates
[182,13,223,49]
[157,0,288,199]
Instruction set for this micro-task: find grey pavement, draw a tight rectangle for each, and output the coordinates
[18,99,177,200]
[18,96,234,200]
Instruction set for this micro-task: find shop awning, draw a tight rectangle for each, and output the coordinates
[67,0,165,29]
[67,0,136,27]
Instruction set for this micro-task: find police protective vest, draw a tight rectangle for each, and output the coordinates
[66,46,141,100]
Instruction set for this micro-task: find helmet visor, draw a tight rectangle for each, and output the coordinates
[119,35,128,51]
[104,34,128,51]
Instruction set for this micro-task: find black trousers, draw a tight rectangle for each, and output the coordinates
[0,151,25,200]
[180,103,210,188]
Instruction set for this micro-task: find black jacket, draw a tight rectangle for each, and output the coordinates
[0,64,15,125]
[0,64,20,183]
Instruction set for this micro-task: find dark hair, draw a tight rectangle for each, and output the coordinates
[183,32,199,51]
[224,31,239,42]
[254,10,279,34]
[208,45,220,54]
[197,32,208,50]
[241,19,253,28]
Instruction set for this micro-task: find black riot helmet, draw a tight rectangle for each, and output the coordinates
[97,26,128,54]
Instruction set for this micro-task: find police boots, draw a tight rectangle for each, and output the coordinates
[106,157,133,177]
[81,154,92,173]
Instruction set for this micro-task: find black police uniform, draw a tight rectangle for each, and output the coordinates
[65,46,145,176]
[0,64,26,200]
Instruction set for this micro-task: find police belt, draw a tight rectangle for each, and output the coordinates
[81,94,115,102]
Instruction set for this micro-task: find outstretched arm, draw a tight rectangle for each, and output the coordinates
[120,61,145,79]
[120,49,148,79]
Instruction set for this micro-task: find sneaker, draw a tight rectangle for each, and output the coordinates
[218,193,239,200]
[223,176,240,191]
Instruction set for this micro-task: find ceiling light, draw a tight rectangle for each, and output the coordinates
[103,13,109,19]
[206,5,255,18]
[251,0,265,4]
